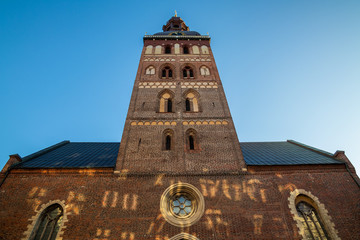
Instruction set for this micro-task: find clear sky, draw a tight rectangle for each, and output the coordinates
[1,0,359,173]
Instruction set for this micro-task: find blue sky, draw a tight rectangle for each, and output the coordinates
[1,0,359,173]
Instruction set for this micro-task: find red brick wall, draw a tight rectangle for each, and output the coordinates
[0,166,358,239]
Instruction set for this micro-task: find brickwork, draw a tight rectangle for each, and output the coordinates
[1,16,359,240]
[0,167,359,239]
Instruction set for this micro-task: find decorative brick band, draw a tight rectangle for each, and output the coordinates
[139,81,176,89]
[181,81,218,89]
[183,120,228,125]
[138,81,218,89]
[22,200,68,240]
[130,121,177,126]
[143,57,211,62]
[288,189,340,240]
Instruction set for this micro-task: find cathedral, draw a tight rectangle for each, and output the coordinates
[1,15,359,240]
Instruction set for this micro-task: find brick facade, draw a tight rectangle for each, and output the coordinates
[0,16,359,240]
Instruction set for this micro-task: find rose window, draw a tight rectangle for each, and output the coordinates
[171,195,192,217]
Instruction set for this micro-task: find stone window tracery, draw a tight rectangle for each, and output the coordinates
[184,91,199,112]
[201,45,209,54]
[29,204,64,240]
[162,66,173,79]
[159,91,174,113]
[183,66,194,79]
[160,183,205,228]
[163,129,174,150]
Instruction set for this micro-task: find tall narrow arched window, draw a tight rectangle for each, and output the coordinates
[165,135,171,150]
[189,135,195,150]
[296,200,329,239]
[182,66,194,79]
[163,129,174,151]
[29,204,63,240]
[159,91,174,113]
[161,66,173,79]
[183,46,189,54]
[167,98,173,112]
[185,99,191,111]
[165,45,171,54]
[186,129,198,151]
[184,91,199,112]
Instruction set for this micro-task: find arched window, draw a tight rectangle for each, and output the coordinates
[159,91,174,113]
[155,45,162,54]
[189,135,195,150]
[163,129,174,151]
[29,204,63,240]
[200,66,210,76]
[165,45,171,54]
[186,129,198,151]
[183,46,189,54]
[145,66,155,75]
[145,45,153,54]
[184,91,199,112]
[161,66,173,79]
[296,200,329,239]
[182,66,194,79]
[201,45,209,54]
[192,45,200,54]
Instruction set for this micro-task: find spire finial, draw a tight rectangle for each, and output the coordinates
[175,10,177,17]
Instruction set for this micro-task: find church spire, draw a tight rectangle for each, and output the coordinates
[162,14,189,32]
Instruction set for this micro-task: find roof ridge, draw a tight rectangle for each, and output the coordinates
[287,140,336,159]
[240,141,286,144]
[22,141,70,162]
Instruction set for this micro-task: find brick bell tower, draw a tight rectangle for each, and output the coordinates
[115,14,245,174]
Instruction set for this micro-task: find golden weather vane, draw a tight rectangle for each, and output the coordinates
[175,10,177,17]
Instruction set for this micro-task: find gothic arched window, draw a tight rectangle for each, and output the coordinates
[159,91,174,113]
[184,91,199,112]
[296,197,329,239]
[161,66,173,79]
[182,66,194,79]
[29,204,63,240]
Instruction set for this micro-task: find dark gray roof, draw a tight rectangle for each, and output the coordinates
[14,140,343,169]
[153,31,201,36]
[240,140,343,165]
[16,142,119,168]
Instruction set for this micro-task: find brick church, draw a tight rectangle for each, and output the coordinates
[1,15,359,240]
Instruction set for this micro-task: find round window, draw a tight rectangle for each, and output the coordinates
[160,183,205,227]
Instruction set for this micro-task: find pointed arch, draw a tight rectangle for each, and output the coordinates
[24,200,67,240]
[183,89,200,112]
[288,189,339,240]
[158,89,175,113]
